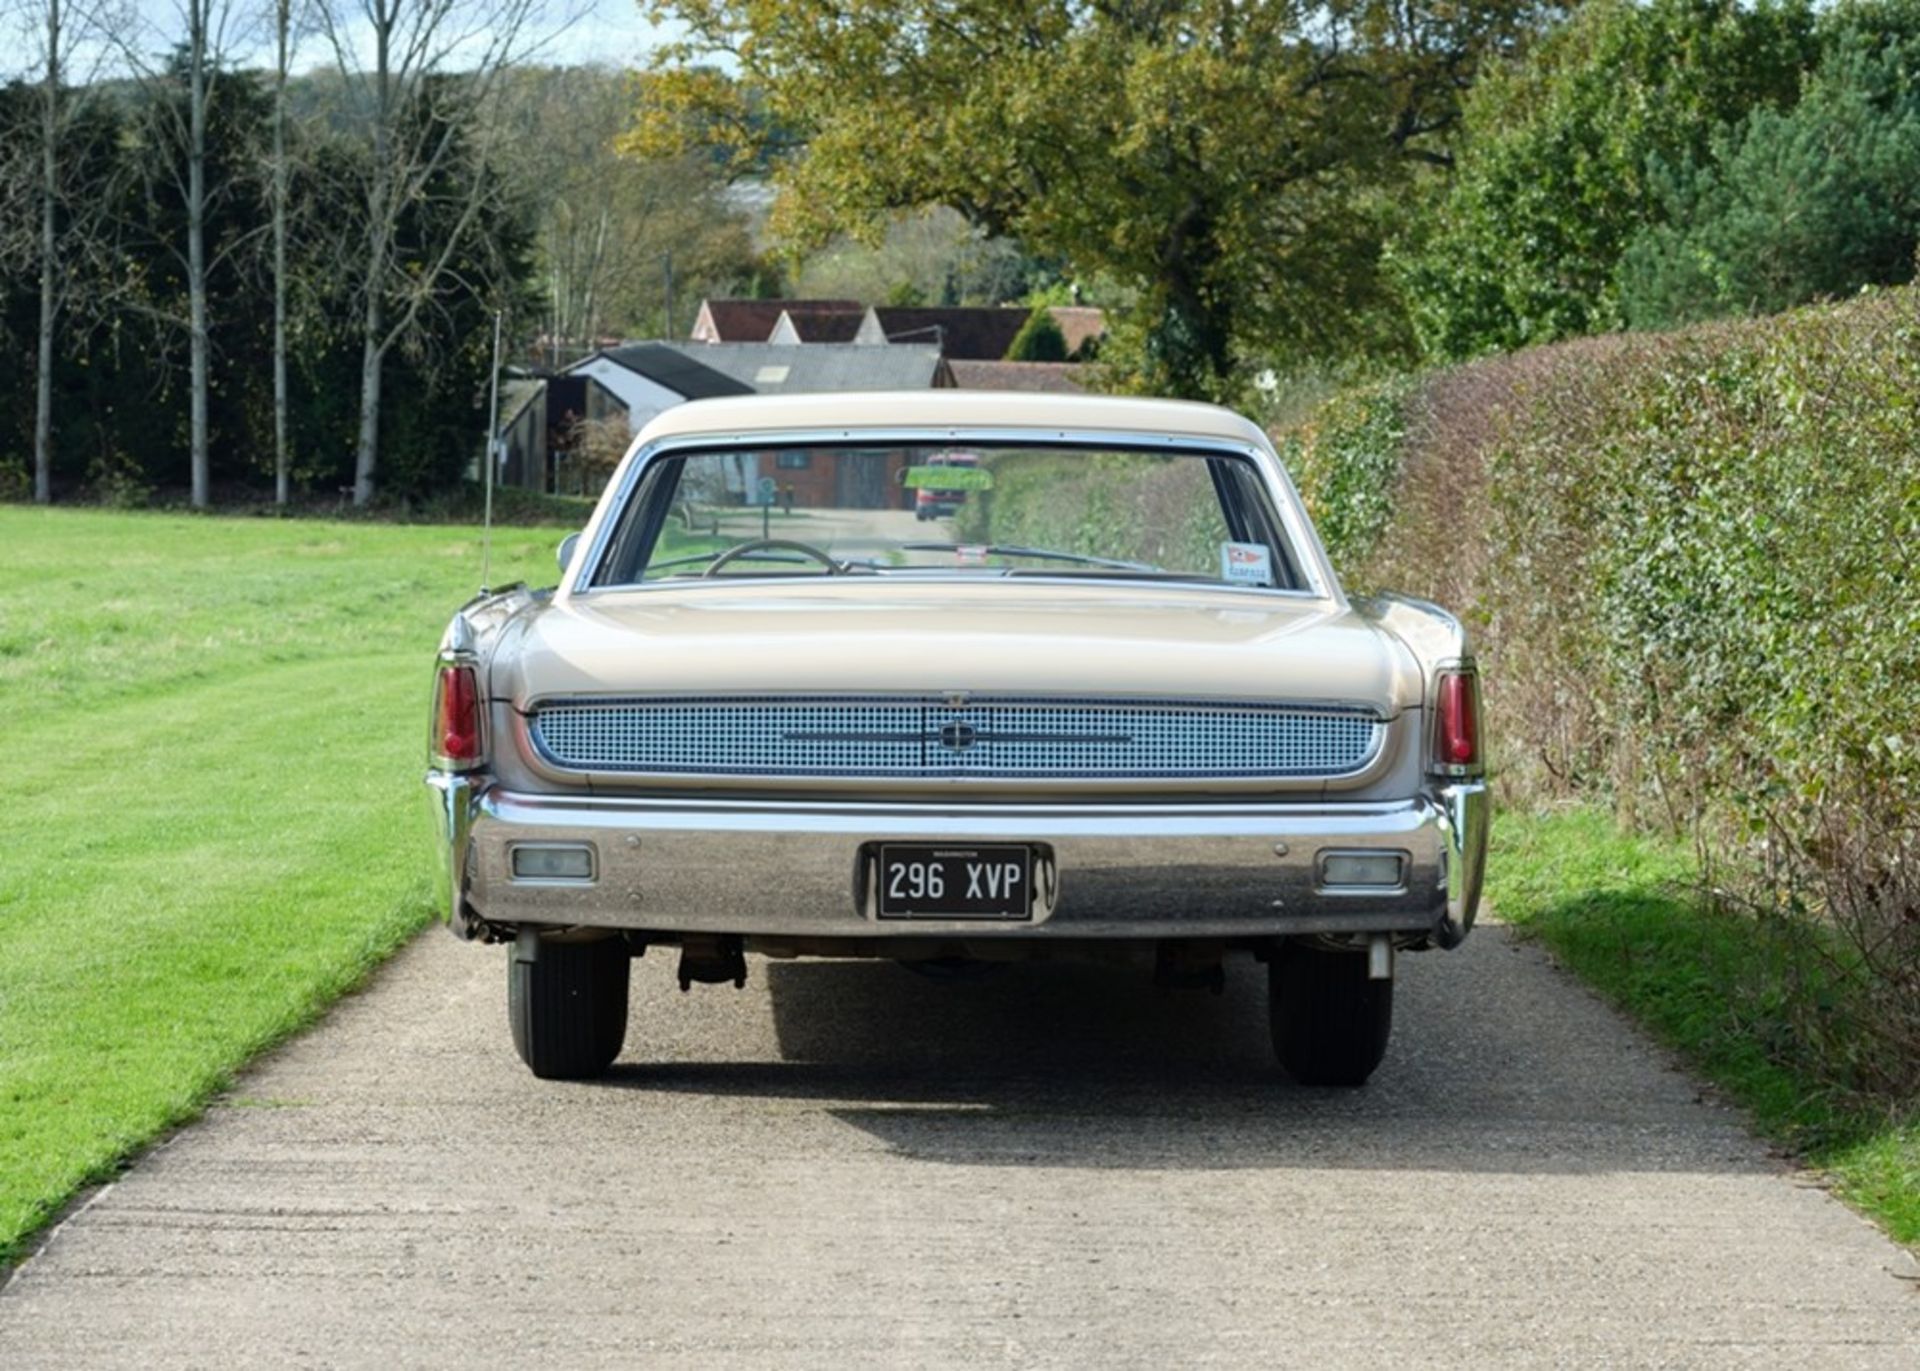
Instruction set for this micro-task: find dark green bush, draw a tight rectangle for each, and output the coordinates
[1275,288,1920,1101]
[1620,33,1920,327]
[1393,0,1817,360]
[1005,306,1069,363]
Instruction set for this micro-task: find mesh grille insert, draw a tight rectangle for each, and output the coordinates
[529,695,1383,780]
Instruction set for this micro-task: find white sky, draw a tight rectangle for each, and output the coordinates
[2,0,681,81]
[528,0,679,69]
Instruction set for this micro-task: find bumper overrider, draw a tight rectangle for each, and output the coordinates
[425,777,1489,950]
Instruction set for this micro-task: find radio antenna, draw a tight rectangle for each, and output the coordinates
[481,309,503,593]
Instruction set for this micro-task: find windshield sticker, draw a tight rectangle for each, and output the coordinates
[1219,541,1273,586]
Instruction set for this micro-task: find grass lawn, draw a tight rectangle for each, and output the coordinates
[0,507,562,1263]
[1488,807,1920,1248]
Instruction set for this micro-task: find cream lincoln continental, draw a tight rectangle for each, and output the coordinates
[426,391,1487,1085]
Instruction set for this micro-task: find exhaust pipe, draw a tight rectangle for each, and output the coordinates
[677,936,747,991]
[1367,934,1394,982]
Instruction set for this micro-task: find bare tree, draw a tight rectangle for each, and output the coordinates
[269,0,303,505]
[5,0,122,503]
[489,67,765,365]
[312,0,557,506]
[117,0,255,508]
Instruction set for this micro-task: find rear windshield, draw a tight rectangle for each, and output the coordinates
[587,443,1304,591]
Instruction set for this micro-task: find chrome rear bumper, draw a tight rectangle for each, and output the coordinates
[426,778,1489,946]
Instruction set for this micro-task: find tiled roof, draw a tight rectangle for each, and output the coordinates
[660,342,950,393]
[1047,307,1108,357]
[692,298,861,343]
[946,360,1092,394]
[771,307,867,343]
[862,307,1032,360]
[592,344,755,398]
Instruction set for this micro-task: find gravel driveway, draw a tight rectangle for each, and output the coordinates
[1,928,1914,1367]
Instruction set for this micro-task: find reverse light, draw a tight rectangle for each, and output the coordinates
[511,844,596,882]
[433,661,484,770]
[1433,669,1482,773]
[1319,851,1408,889]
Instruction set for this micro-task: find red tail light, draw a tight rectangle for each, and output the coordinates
[1434,670,1480,771]
[434,663,484,769]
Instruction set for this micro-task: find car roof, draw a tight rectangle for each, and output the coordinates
[631,389,1270,448]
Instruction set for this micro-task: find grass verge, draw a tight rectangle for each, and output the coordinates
[0,507,560,1264]
[1489,807,1920,1247]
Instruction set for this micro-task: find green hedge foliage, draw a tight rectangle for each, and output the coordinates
[1272,378,1412,570]
[1279,288,1920,1101]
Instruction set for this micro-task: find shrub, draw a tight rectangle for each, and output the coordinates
[1273,378,1412,570]
[1005,306,1069,363]
[1274,287,1920,1102]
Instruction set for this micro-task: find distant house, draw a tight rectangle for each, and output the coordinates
[543,372,626,436]
[537,339,956,499]
[543,372,628,493]
[768,305,867,344]
[689,298,860,344]
[1046,307,1107,358]
[663,342,953,397]
[564,343,754,437]
[492,379,548,490]
[853,307,1029,359]
[690,297,1110,361]
[946,360,1091,394]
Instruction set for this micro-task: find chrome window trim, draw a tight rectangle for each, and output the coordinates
[562,427,1342,606]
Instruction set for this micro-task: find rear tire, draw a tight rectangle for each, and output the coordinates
[1269,944,1392,1087]
[509,936,630,1080]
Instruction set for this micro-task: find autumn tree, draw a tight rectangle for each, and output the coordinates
[634,0,1557,397]
[791,206,1042,309]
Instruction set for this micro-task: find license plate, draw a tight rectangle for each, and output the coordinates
[876,844,1034,920]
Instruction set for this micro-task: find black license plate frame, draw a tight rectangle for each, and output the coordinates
[874,843,1035,921]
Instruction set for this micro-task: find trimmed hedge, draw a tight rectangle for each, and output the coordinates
[1279,288,1920,1102]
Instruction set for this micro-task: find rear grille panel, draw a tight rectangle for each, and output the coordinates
[528,695,1384,780]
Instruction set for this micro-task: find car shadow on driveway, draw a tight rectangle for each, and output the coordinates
[592,935,1775,1178]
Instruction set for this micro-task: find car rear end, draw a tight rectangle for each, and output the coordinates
[424,393,1488,1084]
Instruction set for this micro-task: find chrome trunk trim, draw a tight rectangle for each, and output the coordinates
[525,693,1386,782]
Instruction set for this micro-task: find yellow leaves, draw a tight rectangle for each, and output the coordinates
[616,68,751,170]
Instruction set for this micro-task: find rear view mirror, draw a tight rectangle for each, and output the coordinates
[557,532,581,575]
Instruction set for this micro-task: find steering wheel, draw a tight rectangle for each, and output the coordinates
[701,538,844,577]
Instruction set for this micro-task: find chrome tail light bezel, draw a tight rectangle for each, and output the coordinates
[1428,662,1484,779]
[430,651,488,773]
